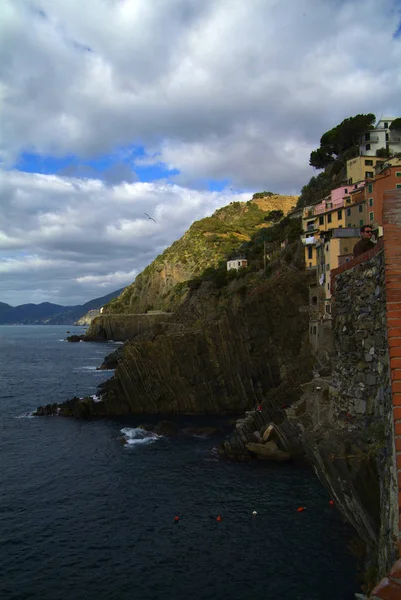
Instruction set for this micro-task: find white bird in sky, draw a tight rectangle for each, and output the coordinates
[144,212,156,223]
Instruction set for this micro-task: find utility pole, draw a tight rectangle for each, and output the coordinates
[263,241,266,277]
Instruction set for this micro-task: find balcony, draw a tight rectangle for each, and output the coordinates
[363,134,379,143]
[389,135,401,143]
[301,236,317,245]
[306,224,318,232]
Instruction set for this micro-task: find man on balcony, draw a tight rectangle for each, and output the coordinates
[353,225,375,257]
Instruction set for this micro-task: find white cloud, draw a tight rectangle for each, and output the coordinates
[0,0,400,303]
[1,0,400,179]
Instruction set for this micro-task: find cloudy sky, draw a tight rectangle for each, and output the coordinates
[1,0,400,306]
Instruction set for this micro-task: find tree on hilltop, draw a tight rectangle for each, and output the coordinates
[252,191,275,199]
[309,113,376,169]
[390,118,401,131]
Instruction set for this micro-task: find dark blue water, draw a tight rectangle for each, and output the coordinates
[0,326,358,600]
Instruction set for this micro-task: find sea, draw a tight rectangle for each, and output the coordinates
[0,325,358,600]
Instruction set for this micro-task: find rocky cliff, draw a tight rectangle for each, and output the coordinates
[36,241,314,418]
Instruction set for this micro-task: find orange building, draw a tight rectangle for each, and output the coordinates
[366,161,401,226]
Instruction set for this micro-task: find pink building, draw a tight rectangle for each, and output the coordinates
[314,183,365,215]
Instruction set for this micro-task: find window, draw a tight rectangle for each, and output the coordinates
[319,216,324,225]
[384,122,388,129]
[325,303,331,314]
[369,212,374,221]
[327,213,332,223]
[307,247,313,259]
[396,172,401,177]
[346,208,351,216]
[366,144,371,151]
[311,296,317,306]
[368,183,373,193]
[344,246,348,252]
[347,223,351,227]
[385,133,389,141]
[365,160,373,166]
[344,188,348,193]
[365,171,374,178]
[365,132,370,141]
[397,184,401,189]
[326,264,330,271]
[327,283,330,290]
[369,198,373,206]
[360,219,364,226]
[358,205,363,213]
[237,261,241,267]
[337,210,342,220]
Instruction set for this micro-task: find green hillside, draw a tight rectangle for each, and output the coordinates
[104,195,298,315]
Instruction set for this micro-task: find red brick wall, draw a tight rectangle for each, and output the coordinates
[382,191,401,562]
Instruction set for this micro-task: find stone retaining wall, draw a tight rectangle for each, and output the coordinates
[329,190,401,597]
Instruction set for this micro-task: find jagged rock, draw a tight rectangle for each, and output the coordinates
[66,334,84,342]
[245,441,291,461]
[253,430,262,442]
[262,424,275,442]
[183,426,223,436]
[139,421,180,436]
[98,346,124,370]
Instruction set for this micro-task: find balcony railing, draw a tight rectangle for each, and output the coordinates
[301,236,317,245]
[363,134,379,143]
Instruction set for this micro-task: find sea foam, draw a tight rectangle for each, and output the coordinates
[120,427,161,446]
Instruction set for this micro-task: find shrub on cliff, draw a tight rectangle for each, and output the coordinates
[264,209,284,222]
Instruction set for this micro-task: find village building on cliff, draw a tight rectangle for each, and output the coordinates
[227,254,248,271]
[301,116,401,351]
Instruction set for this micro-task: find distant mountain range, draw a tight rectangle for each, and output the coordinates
[0,288,124,325]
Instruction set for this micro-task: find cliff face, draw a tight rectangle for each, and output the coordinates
[102,195,298,315]
[40,263,314,418]
[83,312,174,341]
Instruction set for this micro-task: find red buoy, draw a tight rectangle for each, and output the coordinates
[297,507,306,512]
[174,515,179,523]
[216,515,222,522]
[329,500,334,506]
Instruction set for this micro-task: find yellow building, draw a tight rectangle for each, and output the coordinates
[346,156,383,184]
[316,231,360,302]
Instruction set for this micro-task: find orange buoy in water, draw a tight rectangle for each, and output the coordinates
[174,515,179,523]
[216,515,222,522]
[297,507,306,512]
[329,500,334,506]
